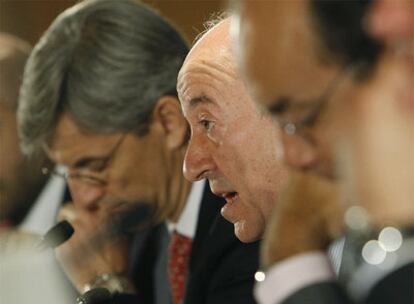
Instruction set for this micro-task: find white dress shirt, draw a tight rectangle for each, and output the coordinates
[255,251,336,304]
[167,180,205,239]
[19,174,66,235]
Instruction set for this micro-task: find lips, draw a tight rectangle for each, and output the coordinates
[218,192,240,224]
[212,188,238,203]
[222,192,239,204]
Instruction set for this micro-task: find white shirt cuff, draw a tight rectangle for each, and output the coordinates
[255,251,335,304]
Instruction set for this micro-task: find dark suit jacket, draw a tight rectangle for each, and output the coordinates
[119,183,259,304]
[282,233,414,304]
[283,262,413,304]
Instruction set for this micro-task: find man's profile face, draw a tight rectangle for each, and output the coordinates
[235,0,345,179]
[236,0,414,226]
[178,20,287,243]
[46,113,171,224]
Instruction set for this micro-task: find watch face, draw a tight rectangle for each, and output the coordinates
[76,297,86,304]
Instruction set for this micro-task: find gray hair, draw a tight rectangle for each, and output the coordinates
[18,0,189,155]
[194,11,229,43]
[0,33,31,111]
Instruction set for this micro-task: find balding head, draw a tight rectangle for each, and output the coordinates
[0,33,31,110]
[178,17,287,243]
[187,18,233,63]
[178,19,238,98]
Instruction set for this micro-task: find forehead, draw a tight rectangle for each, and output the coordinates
[179,45,237,93]
[237,0,331,106]
[178,59,256,119]
[47,113,120,161]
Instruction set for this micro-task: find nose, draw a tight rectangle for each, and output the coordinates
[183,137,215,182]
[281,133,319,172]
[68,179,105,210]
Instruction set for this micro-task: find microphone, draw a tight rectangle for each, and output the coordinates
[36,203,153,252]
[36,220,75,250]
[76,288,112,304]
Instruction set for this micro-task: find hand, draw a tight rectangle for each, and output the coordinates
[55,203,131,292]
[261,171,345,268]
[339,54,414,229]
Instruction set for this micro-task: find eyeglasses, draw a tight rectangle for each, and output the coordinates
[42,134,127,186]
[275,67,350,137]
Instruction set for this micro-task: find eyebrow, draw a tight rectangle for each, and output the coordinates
[71,156,107,169]
[268,96,315,115]
[189,95,215,108]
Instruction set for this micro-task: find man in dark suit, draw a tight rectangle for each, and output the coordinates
[129,183,259,304]
[234,0,413,303]
[176,16,288,302]
[17,1,259,303]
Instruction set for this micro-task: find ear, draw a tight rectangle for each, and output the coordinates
[152,95,189,150]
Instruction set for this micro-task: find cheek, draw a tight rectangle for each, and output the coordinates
[108,151,159,203]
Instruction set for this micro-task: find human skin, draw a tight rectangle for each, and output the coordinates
[234,0,414,266]
[178,19,287,243]
[47,96,191,290]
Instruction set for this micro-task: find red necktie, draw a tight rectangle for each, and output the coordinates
[168,231,192,304]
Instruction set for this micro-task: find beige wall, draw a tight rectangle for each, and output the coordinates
[0,0,224,45]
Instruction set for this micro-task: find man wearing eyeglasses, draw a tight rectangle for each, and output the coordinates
[17,1,259,303]
[234,0,413,303]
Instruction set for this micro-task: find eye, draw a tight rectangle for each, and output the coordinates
[269,97,290,115]
[88,159,108,172]
[200,119,214,131]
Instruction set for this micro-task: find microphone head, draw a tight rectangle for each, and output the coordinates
[38,220,74,250]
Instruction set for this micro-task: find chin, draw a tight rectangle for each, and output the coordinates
[234,221,263,243]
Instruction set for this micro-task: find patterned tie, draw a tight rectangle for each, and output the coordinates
[168,231,192,304]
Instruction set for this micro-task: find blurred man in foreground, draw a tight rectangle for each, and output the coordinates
[235,0,413,303]
[18,1,259,303]
[0,32,73,304]
[178,18,288,244]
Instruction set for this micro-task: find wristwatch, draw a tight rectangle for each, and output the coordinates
[76,288,112,304]
[76,273,135,304]
[82,273,135,294]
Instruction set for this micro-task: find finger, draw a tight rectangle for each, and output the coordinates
[58,202,77,223]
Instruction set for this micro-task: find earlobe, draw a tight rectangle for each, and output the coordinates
[153,96,189,150]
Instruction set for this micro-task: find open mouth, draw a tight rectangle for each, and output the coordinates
[223,192,239,203]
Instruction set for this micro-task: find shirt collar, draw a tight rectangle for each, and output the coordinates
[167,179,205,239]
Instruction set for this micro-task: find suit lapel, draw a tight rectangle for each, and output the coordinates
[189,182,225,271]
[184,184,240,303]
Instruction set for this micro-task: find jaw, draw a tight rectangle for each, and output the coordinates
[234,219,264,243]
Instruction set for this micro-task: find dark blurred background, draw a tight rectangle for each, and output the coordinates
[0,0,225,45]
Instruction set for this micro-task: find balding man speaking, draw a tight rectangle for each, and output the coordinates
[178,19,288,244]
